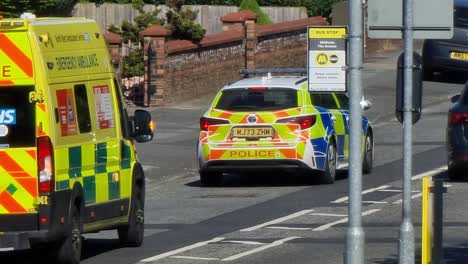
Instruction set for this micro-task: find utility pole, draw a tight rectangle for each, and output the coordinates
[399,0,415,262]
[345,0,364,263]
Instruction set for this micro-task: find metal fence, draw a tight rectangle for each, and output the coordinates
[73,3,308,34]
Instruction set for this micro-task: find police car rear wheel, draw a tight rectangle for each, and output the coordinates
[57,204,82,264]
[362,131,374,174]
[200,171,222,186]
[320,142,336,184]
[118,166,145,247]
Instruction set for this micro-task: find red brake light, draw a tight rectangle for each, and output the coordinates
[248,87,267,91]
[449,112,468,126]
[200,117,230,131]
[277,115,316,129]
[37,136,54,193]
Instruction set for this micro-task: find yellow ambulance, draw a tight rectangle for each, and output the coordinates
[0,13,154,263]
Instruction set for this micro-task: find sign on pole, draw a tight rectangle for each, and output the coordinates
[368,0,453,39]
[307,26,348,92]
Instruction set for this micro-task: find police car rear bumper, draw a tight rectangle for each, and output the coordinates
[0,230,48,250]
[200,159,313,173]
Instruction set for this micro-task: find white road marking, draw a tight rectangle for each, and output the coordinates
[313,209,381,231]
[140,237,225,262]
[240,209,314,232]
[362,201,388,204]
[378,189,402,192]
[221,237,299,261]
[309,213,347,217]
[220,240,266,245]
[170,256,219,260]
[331,185,390,203]
[266,226,311,230]
[411,166,447,180]
[393,192,423,204]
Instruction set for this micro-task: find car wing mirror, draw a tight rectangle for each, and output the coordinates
[131,109,154,143]
[360,98,372,111]
[451,94,461,103]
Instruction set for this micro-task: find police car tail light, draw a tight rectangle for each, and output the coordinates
[277,115,316,130]
[448,112,468,126]
[37,136,55,193]
[200,117,229,131]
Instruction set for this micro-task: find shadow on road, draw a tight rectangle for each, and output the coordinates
[185,170,349,188]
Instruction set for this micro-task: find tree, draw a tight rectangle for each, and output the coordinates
[239,0,271,25]
[165,0,206,43]
[0,0,78,17]
[107,0,164,43]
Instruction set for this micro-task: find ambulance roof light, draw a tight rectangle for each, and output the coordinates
[20,12,36,20]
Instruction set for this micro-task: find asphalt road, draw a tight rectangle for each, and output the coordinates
[4,48,468,264]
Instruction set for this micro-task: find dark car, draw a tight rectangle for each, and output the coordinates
[447,82,468,179]
[422,0,468,81]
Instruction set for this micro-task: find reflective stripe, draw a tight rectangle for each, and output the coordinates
[0,34,33,77]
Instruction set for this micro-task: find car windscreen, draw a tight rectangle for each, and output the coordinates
[455,5,468,28]
[0,86,36,148]
[215,88,298,111]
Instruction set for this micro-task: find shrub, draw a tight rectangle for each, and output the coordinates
[239,0,271,25]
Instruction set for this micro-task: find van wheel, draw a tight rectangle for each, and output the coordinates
[118,165,145,247]
[362,130,374,174]
[320,142,336,184]
[57,203,82,264]
[200,171,222,186]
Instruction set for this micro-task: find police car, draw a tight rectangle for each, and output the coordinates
[197,70,374,185]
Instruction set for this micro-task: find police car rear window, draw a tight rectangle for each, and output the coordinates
[215,88,297,111]
[0,86,35,148]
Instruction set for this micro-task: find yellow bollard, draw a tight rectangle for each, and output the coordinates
[421,176,434,264]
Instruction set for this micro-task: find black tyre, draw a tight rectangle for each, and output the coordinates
[200,171,223,186]
[320,142,337,184]
[118,165,145,247]
[57,203,82,264]
[447,165,460,181]
[362,130,374,174]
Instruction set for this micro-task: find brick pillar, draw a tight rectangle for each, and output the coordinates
[104,32,123,79]
[242,10,258,69]
[221,12,246,33]
[142,25,171,107]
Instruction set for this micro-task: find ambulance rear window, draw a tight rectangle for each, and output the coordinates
[0,86,35,148]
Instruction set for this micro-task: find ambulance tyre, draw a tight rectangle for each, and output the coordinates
[200,171,222,186]
[362,130,374,174]
[320,141,336,184]
[118,164,145,247]
[57,199,83,264]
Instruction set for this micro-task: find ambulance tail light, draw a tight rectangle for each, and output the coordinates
[37,136,55,193]
[277,115,316,130]
[200,117,230,131]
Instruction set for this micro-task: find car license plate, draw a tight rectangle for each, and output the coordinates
[450,52,468,61]
[231,127,274,139]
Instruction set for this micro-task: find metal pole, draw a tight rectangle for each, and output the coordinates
[345,0,364,263]
[399,0,415,263]
[432,176,445,264]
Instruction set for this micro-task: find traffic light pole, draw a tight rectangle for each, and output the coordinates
[345,0,364,263]
[399,0,415,263]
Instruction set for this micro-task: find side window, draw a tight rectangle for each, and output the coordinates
[310,93,338,109]
[74,84,92,133]
[113,79,131,139]
[335,93,349,109]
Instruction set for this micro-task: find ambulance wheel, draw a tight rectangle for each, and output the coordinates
[200,171,222,186]
[57,202,82,264]
[362,130,374,174]
[118,165,145,247]
[320,141,337,184]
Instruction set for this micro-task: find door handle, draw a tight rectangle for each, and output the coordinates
[331,115,337,122]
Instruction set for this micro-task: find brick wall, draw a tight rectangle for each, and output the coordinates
[137,11,401,107]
